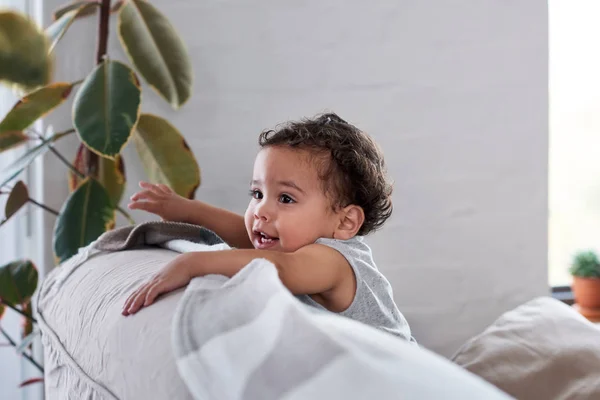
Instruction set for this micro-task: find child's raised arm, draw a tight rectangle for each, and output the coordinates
[128,181,252,249]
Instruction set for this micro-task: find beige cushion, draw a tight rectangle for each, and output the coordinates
[451,297,600,400]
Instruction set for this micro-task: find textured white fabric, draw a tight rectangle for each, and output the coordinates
[38,233,511,400]
[38,248,194,400]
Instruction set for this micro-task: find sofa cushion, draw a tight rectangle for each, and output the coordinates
[452,297,600,400]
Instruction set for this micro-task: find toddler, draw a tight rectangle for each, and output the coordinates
[122,113,415,343]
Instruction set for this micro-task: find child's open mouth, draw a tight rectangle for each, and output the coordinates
[254,230,279,249]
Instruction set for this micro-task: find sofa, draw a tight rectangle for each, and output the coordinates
[36,223,600,399]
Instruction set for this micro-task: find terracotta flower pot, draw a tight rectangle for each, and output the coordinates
[572,276,600,309]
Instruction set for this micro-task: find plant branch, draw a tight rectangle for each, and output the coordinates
[88,0,111,178]
[45,136,132,220]
[54,128,76,141]
[27,198,59,217]
[27,128,74,142]
[48,145,85,180]
[29,128,81,186]
[0,301,37,323]
[96,0,111,65]
[0,326,17,347]
[0,326,44,373]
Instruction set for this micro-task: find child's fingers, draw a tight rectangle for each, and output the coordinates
[130,190,160,202]
[127,200,160,214]
[122,287,143,315]
[124,286,142,308]
[144,282,163,306]
[157,184,171,194]
[125,285,148,311]
[127,285,151,314]
[140,181,166,196]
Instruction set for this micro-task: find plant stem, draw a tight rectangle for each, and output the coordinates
[48,146,85,180]
[84,0,110,177]
[47,138,133,221]
[0,302,37,323]
[91,0,112,174]
[54,128,76,140]
[0,326,17,347]
[27,198,59,217]
[0,326,44,373]
[27,130,75,189]
[27,128,74,142]
[96,0,111,65]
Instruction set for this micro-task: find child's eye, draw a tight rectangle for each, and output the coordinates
[249,189,263,200]
[279,194,295,204]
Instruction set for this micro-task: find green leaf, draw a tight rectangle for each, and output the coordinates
[0,303,4,319]
[0,260,38,306]
[570,250,600,278]
[111,1,125,13]
[0,134,60,189]
[16,329,40,355]
[0,82,74,133]
[0,131,28,154]
[0,11,52,89]
[134,114,200,199]
[5,180,29,220]
[73,60,141,158]
[118,0,193,109]
[52,1,98,21]
[53,178,115,263]
[99,155,126,207]
[47,2,99,53]
[69,143,126,207]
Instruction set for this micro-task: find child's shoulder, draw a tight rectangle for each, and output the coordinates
[315,236,370,253]
[315,236,375,270]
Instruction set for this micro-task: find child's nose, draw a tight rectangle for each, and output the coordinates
[254,200,274,221]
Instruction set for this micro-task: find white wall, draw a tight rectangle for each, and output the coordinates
[39,0,549,357]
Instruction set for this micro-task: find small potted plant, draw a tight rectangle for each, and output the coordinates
[570,250,600,320]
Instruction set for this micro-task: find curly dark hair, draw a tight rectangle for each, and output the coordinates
[258,113,393,235]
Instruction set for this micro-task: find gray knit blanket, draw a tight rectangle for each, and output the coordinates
[93,221,226,251]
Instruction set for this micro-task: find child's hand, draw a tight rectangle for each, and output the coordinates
[128,181,189,222]
[122,253,193,316]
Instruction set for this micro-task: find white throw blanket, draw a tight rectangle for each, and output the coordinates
[172,254,512,400]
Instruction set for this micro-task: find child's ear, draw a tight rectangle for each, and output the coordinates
[334,205,365,240]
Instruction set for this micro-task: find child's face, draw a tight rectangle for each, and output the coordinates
[244,146,341,252]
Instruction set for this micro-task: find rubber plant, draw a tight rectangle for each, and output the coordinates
[0,0,199,388]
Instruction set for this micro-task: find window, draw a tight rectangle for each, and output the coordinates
[549,0,600,286]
